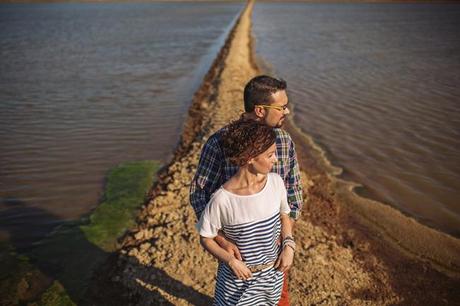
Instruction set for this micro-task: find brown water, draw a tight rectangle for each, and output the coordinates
[0,2,242,249]
[253,3,460,236]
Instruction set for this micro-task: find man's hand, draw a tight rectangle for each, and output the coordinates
[228,258,252,280]
[215,231,242,260]
[274,246,294,273]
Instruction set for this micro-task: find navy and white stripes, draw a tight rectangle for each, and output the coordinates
[223,213,281,266]
[214,213,284,305]
[197,173,290,305]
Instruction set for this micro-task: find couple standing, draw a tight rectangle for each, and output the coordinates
[190,75,303,305]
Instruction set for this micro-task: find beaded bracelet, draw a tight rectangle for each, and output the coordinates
[284,242,296,252]
[282,237,296,252]
[283,240,296,247]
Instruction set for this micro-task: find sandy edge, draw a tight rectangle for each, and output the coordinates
[93,1,460,305]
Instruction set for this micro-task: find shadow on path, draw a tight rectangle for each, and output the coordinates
[93,251,213,305]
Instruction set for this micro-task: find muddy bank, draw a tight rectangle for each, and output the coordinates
[94,1,460,305]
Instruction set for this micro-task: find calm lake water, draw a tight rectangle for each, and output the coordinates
[0,2,242,249]
[253,3,460,236]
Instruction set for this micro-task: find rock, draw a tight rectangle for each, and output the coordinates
[140,242,151,251]
[134,231,144,240]
[128,248,139,257]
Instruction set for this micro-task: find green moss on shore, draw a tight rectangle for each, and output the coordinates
[81,160,160,251]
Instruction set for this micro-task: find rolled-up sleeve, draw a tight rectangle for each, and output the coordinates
[196,215,220,238]
[286,140,303,220]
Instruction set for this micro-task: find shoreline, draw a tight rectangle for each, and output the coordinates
[95,0,460,304]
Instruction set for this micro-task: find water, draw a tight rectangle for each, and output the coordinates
[0,2,242,249]
[253,3,460,236]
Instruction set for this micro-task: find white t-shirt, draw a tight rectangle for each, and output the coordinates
[197,173,290,238]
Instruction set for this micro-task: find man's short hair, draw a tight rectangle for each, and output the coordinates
[244,75,287,112]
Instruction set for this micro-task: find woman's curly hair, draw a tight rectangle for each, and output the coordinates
[221,119,276,166]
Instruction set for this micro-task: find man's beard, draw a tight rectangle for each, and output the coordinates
[276,117,285,128]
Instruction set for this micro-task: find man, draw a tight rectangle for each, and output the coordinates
[190,75,303,305]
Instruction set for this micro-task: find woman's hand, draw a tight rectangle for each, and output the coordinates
[228,258,253,280]
[274,246,294,273]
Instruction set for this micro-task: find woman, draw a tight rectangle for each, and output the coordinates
[196,119,296,305]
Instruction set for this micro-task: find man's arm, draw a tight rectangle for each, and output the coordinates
[215,230,242,260]
[200,236,252,280]
[190,136,224,220]
[286,139,304,222]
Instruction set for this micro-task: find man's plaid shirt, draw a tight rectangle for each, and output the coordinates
[190,127,303,220]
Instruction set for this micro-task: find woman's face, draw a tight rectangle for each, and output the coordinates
[249,143,277,174]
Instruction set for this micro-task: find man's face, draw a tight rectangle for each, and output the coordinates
[261,90,290,128]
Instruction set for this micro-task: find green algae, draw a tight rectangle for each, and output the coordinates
[81,160,160,251]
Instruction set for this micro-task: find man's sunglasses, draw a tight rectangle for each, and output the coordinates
[254,104,289,111]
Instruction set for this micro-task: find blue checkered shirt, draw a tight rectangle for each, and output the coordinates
[190,127,303,221]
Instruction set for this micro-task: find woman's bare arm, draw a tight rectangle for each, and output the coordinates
[274,213,295,272]
[280,213,293,240]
